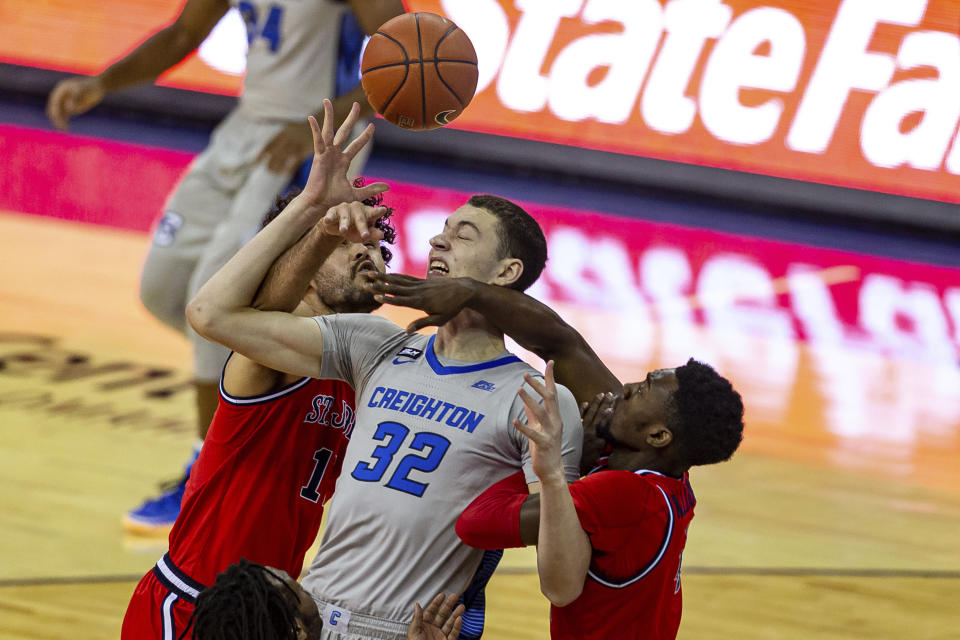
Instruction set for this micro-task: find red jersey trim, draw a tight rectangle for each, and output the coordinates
[585,472,674,589]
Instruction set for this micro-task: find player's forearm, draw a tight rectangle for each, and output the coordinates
[253,225,341,312]
[97,25,204,93]
[466,284,620,405]
[536,478,590,607]
[187,196,325,338]
[350,0,406,35]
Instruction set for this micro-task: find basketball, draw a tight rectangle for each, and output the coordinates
[361,12,478,131]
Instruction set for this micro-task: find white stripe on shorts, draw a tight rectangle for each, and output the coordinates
[162,592,178,640]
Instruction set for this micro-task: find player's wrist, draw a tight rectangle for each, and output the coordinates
[537,468,568,489]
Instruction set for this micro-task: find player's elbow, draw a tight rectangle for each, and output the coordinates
[185,296,219,340]
[541,581,583,608]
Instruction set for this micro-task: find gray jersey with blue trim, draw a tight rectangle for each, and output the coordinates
[301,314,583,623]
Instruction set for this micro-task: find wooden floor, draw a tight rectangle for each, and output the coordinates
[1,210,958,639]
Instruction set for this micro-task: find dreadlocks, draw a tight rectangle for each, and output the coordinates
[180,560,304,640]
[260,178,397,265]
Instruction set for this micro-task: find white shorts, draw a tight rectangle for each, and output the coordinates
[314,599,408,640]
[140,106,371,381]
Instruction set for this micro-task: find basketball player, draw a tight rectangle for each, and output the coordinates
[120,103,394,640]
[46,0,405,533]
[186,101,584,640]
[362,271,622,471]
[186,560,465,640]
[488,359,744,639]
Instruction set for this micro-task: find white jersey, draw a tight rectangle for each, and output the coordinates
[301,314,583,623]
[232,0,353,120]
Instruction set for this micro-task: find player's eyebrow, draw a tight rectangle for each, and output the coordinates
[455,220,481,234]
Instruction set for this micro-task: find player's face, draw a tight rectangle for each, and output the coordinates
[264,567,324,639]
[311,239,386,313]
[600,369,679,450]
[427,205,508,284]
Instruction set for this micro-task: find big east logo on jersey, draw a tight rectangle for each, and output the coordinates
[304,394,355,439]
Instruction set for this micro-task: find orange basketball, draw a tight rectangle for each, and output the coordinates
[361,12,478,131]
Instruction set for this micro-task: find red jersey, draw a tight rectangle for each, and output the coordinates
[550,469,696,640]
[167,376,355,586]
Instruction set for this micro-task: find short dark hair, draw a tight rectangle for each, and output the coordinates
[667,359,744,467]
[262,179,397,265]
[467,194,547,292]
[182,559,303,640]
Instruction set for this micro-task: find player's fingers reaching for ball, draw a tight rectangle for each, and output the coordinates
[321,98,336,147]
[308,114,323,156]
[334,101,361,147]
[344,122,376,159]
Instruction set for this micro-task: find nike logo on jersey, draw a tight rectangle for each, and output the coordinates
[471,380,496,392]
[392,346,423,365]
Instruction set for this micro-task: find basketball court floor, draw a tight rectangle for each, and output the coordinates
[1,207,958,639]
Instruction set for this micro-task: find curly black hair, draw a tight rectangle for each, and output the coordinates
[180,559,303,640]
[668,359,744,467]
[261,178,397,265]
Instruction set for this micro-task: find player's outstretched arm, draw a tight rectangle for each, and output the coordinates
[188,101,388,378]
[350,0,407,36]
[406,593,464,640]
[513,362,591,607]
[256,1,406,174]
[364,274,621,405]
[47,0,229,130]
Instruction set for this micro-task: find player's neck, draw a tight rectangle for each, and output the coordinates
[436,309,506,361]
[607,450,687,478]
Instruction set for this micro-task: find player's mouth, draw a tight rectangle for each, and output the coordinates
[353,259,379,277]
[427,258,450,277]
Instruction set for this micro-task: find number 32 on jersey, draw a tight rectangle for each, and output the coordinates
[351,421,451,498]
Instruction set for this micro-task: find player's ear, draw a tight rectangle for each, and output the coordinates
[645,424,673,449]
[493,257,523,288]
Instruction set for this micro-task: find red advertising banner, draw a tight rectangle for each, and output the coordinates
[5,2,960,204]
[3,123,959,489]
[0,0,243,95]
[408,0,960,204]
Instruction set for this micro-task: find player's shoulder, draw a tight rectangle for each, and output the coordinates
[572,470,664,510]
[315,312,405,338]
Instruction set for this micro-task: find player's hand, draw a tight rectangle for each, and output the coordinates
[258,120,314,175]
[321,201,388,244]
[406,593,464,640]
[513,361,566,486]
[580,392,618,434]
[300,99,389,209]
[46,76,106,130]
[578,392,618,473]
[362,273,476,333]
